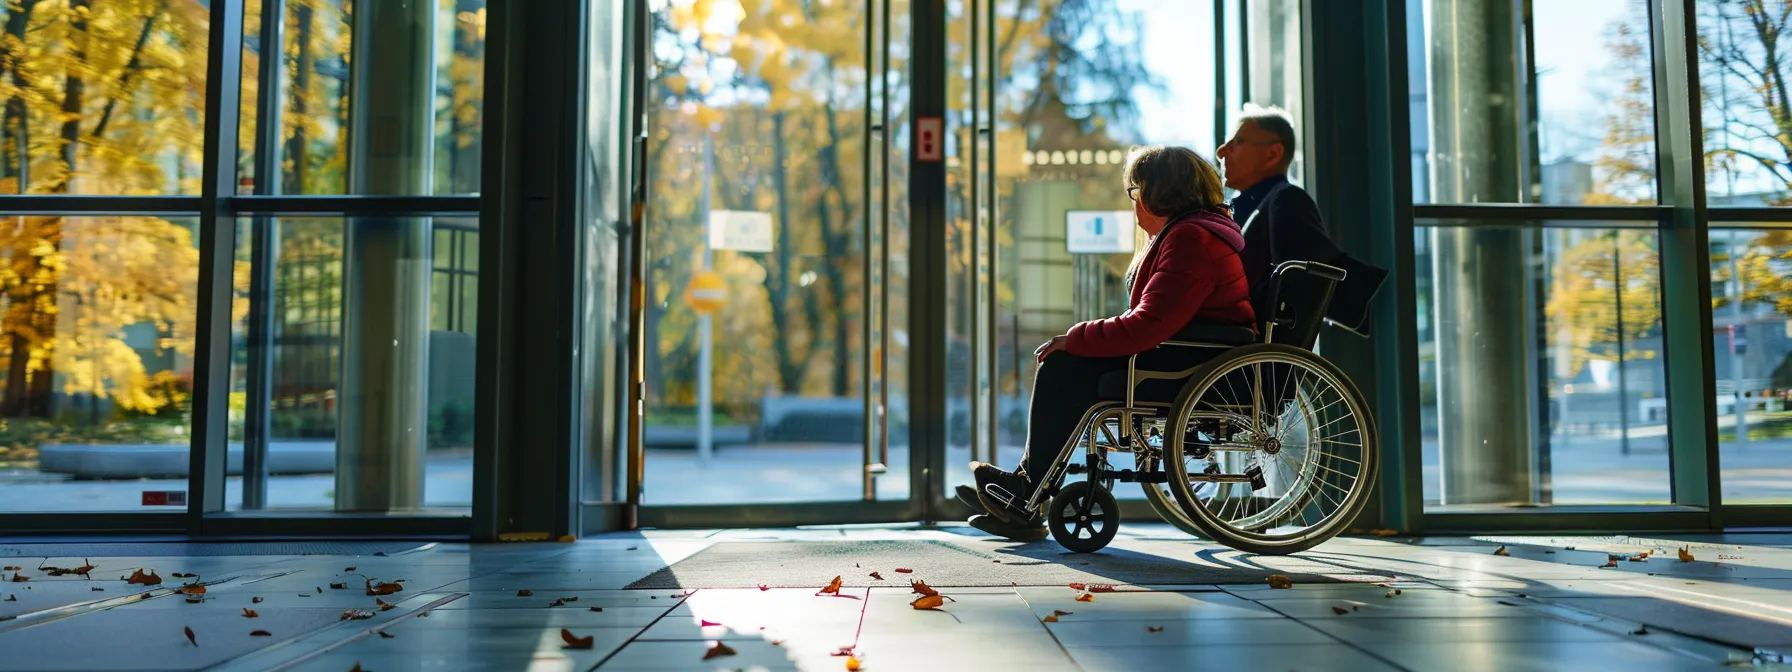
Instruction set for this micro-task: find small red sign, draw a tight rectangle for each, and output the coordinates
[142,491,187,506]
[917,116,943,162]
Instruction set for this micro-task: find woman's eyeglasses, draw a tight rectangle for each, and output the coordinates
[1126,186,1140,201]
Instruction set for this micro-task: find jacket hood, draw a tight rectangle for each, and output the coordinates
[1170,208,1245,253]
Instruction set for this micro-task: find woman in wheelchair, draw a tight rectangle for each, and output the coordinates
[958,146,1255,541]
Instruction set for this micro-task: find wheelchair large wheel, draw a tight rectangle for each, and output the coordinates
[1140,459,1207,539]
[1048,480,1120,553]
[1165,343,1377,555]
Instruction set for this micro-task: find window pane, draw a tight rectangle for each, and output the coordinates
[1699,2,1792,205]
[0,215,200,513]
[1418,223,1671,507]
[0,2,208,196]
[1410,0,1658,204]
[1710,228,1792,503]
[226,217,474,511]
[239,0,486,196]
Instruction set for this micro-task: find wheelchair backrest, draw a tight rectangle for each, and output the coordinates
[1258,260,1346,350]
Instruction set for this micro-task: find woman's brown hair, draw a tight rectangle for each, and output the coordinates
[1123,145,1227,219]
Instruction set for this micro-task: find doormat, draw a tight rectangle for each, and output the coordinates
[0,541,432,557]
[625,540,1399,589]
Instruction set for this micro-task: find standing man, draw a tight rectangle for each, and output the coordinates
[1216,105,1344,309]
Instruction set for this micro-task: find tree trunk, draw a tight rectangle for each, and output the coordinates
[23,0,92,417]
[766,112,805,392]
[286,4,315,194]
[0,0,40,417]
[817,99,854,397]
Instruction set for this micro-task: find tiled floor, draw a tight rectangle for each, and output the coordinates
[1,527,1788,671]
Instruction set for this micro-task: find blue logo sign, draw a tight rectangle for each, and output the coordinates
[1089,217,1103,236]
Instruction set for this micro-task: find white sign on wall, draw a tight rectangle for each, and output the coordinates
[1065,210,1136,254]
[708,210,774,253]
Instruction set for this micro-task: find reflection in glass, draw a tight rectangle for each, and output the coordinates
[0,2,208,195]
[1700,1,1792,205]
[1709,229,1792,503]
[1418,224,1671,506]
[1410,0,1657,205]
[224,218,475,511]
[0,216,201,512]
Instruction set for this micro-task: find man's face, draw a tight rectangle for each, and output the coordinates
[1216,121,1285,191]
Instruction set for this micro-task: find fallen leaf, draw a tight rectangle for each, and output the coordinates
[242,608,259,618]
[910,580,939,597]
[184,626,197,647]
[561,596,578,603]
[1088,584,1116,593]
[1067,583,1086,590]
[1600,559,1618,569]
[185,595,205,604]
[549,599,566,607]
[833,647,856,657]
[817,576,843,595]
[1054,610,1074,616]
[700,619,723,627]
[366,580,403,596]
[1628,554,1648,562]
[1043,614,1059,622]
[170,572,195,579]
[1630,625,1650,635]
[340,609,375,621]
[869,572,884,580]
[178,583,206,596]
[252,597,263,604]
[378,631,395,639]
[90,587,102,592]
[8,573,27,582]
[1493,546,1510,556]
[330,582,348,590]
[1075,593,1094,602]
[845,655,862,670]
[516,590,534,597]
[911,594,946,610]
[316,587,322,594]
[558,535,576,542]
[350,663,367,672]
[298,593,311,598]
[250,629,272,637]
[894,568,913,574]
[1266,575,1293,589]
[1678,546,1695,563]
[0,566,14,571]
[376,598,396,612]
[757,584,770,591]
[703,642,738,660]
[588,607,604,612]
[1147,626,1164,632]
[771,639,785,646]
[560,628,595,649]
[344,567,356,572]
[1331,606,1349,615]
[1384,590,1398,599]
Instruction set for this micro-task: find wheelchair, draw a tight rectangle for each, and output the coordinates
[981,261,1378,556]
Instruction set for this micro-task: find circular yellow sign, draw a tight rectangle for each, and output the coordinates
[685,271,727,315]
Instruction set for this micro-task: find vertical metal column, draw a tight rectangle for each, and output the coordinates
[911,0,948,518]
[338,0,437,512]
[1428,0,1540,505]
[243,0,287,511]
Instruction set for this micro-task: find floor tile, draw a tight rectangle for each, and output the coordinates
[1300,615,1625,644]
[383,605,669,630]
[1067,642,1402,672]
[1046,616,1333,647]
[1253,595,1540,619]
[1013,587,1282,620]
[1363,641,1717,671]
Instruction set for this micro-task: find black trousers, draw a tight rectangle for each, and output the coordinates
[1019,348,1216,483]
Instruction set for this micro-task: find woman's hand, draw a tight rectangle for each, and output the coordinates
[1035,334,1069,363]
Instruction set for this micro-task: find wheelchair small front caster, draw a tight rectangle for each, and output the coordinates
[1048,480,1119,553]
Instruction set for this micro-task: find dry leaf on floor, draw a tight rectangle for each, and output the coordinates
[242,608,259,618]
[558,535,576,542]
[1384,590,1398,598]
[349,662,367,672]
[1043,614,1059,623]
[0,566,14,571]
[1678,546,1695,563]
[298,593,310,598]
[1331,606,1349,615]
[252,597,263,604]
[771,639,785,646]
[910,580,938,597]
[376,598,396,612]
[1075,593,1094,603]
[757,584,770,591]
[340,609,375,621]
[170,573,195,579]
[1147,626,1164,632]
[549,599,567,607]
[869,572,884,580]
[703,642,738,660]
[1266,575,1294,589]
[1628,554,1648,562]
[1067,583,1086,590]
[178,583,206,596]
[1088,584,1116,593]
[91,587,102,592]
[1600,559,1619,569]
[8,573,26,582]
[588,607,604,612]
[2,595,13,602]
[911,594,950,610]
[183,626,197,647]
[366,580,403,596]
[1493,546,1510,556]
[700,620,723,627]
[249,630,272,637]
[817,576,843,595]
[330,582,348,590]
[316,587,323,594]
[378,631,395,639]
[560,596,578,603]
[516,590,534,597]
[894,568,913,574]
[845,655,862,670]
[560,628,594,649]
[344,567,356,572]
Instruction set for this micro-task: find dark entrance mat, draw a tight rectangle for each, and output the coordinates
[0,541,431,557]
[626,540,1399,589]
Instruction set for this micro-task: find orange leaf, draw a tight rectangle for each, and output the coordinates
[376,598,396,612]
[8,573,26,582]
[703,642,738,660]
[757,584,769,591]
[894,568,913,574]
[1067,583,1085,590]
[249,629,272,637]
[1331,606,1349,615]
[1600,559,1618,569]
[817,576,843,595]
[560,628,595,649]
[1493,546,1510,556]
[178,584,206,596]
[340,609,375,621]
[845,655,862,670]
[126,569,161,586]
[869,572,884,580]
[242,608,259,618]
[0,566,14,571]
[366,580,403,596]
[1075,593,1094,602]
[910,594,945,610]
[1042,614,1059,623]
[910,580,938,597]
[1088,584,1116,593]
[1678,546,1695,563]
[183,626,197,647]
[1266,575,1294,589]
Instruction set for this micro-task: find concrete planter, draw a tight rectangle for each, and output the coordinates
[37,441,337,479]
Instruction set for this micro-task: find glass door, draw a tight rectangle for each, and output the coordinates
[629,0,910,521]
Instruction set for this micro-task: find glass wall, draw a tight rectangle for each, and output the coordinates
[1709,228,1792,503]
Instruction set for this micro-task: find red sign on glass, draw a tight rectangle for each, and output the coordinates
[917,116,943,162]
[142,491,187,506]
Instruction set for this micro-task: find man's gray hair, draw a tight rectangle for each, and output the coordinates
[1239,103,1297,169]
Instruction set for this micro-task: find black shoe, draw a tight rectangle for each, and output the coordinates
[972,462,1038,524]
[968,514,1048,542]
[954,484,985,514]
